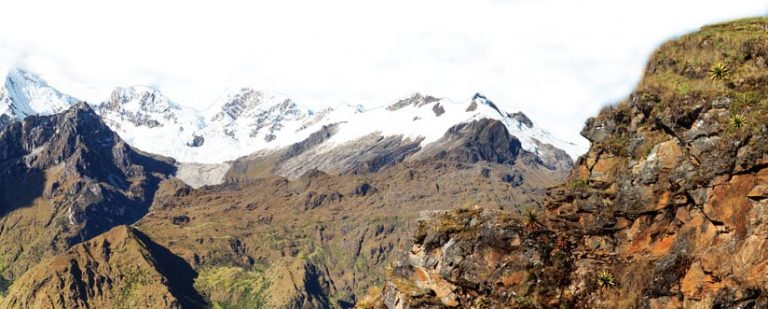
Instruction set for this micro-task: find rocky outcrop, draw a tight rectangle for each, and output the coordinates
[186,135,204,147]
[0,114,11,131]
[530,138,574,171]
[386,93,441,111]
[279,123,340,160]
[382,208,567,308]
[1,225,205,309]
[420,119,522,165]
[381,17,768,308]
[509,111,533,128]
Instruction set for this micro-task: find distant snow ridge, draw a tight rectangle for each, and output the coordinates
[0,68,78,118]
[319,92,586,160]
[0,67,586,164]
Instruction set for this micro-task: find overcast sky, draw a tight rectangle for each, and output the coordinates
[0,0,766,146]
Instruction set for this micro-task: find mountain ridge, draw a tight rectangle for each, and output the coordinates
[0,101,175,282]
[0,69,584,166]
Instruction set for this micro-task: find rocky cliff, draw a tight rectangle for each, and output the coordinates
[379,17,768,308]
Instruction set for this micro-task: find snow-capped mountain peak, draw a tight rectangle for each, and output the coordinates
[0,68,78,119]
[469,92,504,116]
[466,93,586,160]
[312,92,585,160]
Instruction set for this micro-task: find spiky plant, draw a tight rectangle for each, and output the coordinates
[729,114,747,130]
[597,270,616,289]
[709,62,730,82]
[523,207,543,233]
[570,179,589,189]
[475,296,489,309]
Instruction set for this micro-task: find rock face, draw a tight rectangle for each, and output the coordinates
[0,102,175,281]
[1,225,205,309]
[0,114,11,131]
[380,17,768,308]
[382,209,565,308]
[420,119,523,165]
[209,88,311,141]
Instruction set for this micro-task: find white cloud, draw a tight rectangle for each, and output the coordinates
[0,0,766,145]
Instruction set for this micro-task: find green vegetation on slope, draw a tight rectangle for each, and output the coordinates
[195,266,270,309]
[597,17,768,158]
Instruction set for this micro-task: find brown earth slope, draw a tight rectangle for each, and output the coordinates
[380,17,768,308]
[1,225,205,308]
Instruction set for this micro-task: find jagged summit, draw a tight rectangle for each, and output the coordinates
[96,86,181,128]
[208,87,313,143]
[470,92,503,116]
[208,88,308,120]
[386,93,441,111]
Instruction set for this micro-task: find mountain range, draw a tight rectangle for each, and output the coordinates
[3,15,763,309]
[0,68,582,186]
